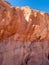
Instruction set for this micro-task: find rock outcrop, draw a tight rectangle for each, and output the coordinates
[0,0,49,42]
[0,0,49,65]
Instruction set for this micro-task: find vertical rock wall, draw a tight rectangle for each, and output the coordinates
[0,1,49,65]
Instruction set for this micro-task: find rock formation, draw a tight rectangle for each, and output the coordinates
[0,0,49,65]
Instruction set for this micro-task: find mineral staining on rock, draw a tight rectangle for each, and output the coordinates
[0,0,49,65]
[0,0,49,41]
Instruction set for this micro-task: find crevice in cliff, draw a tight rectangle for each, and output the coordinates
[47,53,49,60]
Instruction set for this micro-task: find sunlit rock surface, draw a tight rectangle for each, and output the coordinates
[0,0,49,65]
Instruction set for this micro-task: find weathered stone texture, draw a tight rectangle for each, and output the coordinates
[0,0,49,65]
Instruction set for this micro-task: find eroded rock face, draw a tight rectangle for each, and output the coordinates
[0,40,49,65]
[0,1,49,41]
[0,0,49,65]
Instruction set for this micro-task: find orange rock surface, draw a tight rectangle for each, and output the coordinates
[0,1,49,65]
[0,0,49,42]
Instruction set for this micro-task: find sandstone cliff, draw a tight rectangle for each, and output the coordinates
[0,1,49,65]
[0,0,49,41]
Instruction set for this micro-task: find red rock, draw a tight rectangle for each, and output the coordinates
[0,0,49,65]
[0,1,49,41]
